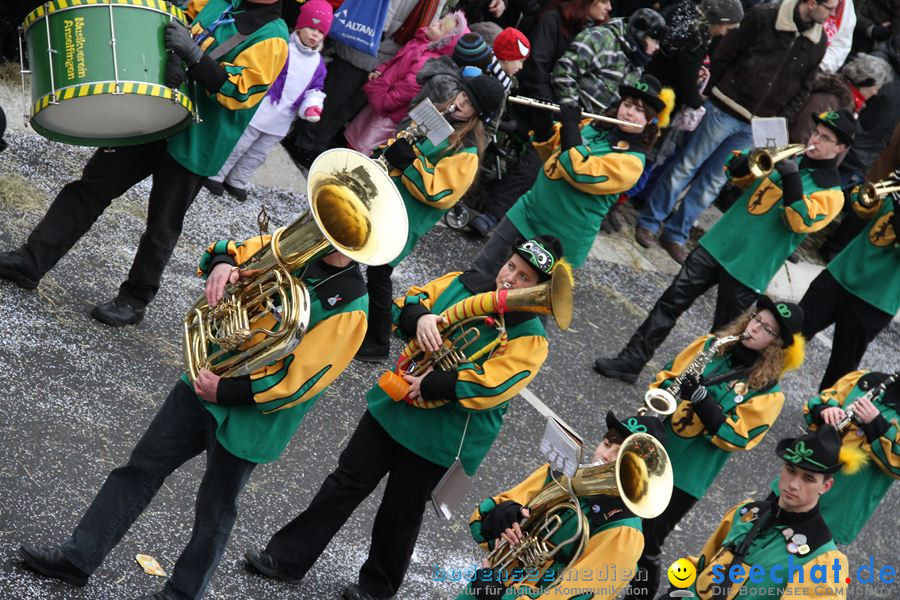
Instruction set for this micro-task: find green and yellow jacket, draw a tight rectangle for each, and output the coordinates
[367,271,548,475]
[167,0,289,176]
[653,335,785,499]
[184,237,368,463]
[769,370,900,545]
[700,153,844,293]
[684,499,848,600]
[377,137,479,266]
[461,464,643,600]
[506,121,647,268]
[827,194,899,316]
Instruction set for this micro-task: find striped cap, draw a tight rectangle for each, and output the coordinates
[453,33,493,70]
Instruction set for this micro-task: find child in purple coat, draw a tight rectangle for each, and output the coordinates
[204,0,332,201]
[343,11,468,156]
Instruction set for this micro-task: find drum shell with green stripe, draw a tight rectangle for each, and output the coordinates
[24,0,194,147]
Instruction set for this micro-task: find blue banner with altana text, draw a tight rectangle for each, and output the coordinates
[329,0,391,57]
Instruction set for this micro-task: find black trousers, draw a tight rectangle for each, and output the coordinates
[619,246,759,369]
[483,147,543,221]
[289,56,369,153]
[628,487,698,600]
[800,269,894,391]
[264,410,446,598]
[19,140,205,308]
[364,264,395,349]
[59,381,256,599]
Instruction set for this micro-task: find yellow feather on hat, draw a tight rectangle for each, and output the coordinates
[657,87,676,129]
[781,334,805,375]
[839,444,870,475]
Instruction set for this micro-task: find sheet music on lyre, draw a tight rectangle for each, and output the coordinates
[539,417,584,478]
[408,99,455,146]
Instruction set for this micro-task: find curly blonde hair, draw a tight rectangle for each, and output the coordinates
[716,309,784,390]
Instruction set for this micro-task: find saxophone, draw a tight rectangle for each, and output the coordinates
[642,333,749,417]
[835,371,899,433]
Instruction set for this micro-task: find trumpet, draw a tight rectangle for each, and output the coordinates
[508,95,642,129]
[855,175,900,209]
[642,333,749,417]
[748,144,811,178]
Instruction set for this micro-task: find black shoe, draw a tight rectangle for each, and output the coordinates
[605,206,623,232]
[592,356,640,384]
[354,339,389,363]
[0,250,40,290]
[91,297,146,327]
[223,181,248,202]
[19,544,90,587]
[136,592,178,600]
[244,549,302,584]
[342,583,378,600]
[203,179,225,196]
[787,250,800,264]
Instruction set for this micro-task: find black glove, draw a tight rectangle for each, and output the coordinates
[775,158,799,176]
[165,52,187,88]
[868,23,893,41]
[532,108,554,143]
[678,373,708,403]
[558,103,583,151]
[469,568,506,598]
[165,22,203,66]
[890,207,900,235]
[383,138,418,171]
[480,500,525,540]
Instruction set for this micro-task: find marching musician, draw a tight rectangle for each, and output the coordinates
[470,73,667,277]
[457,411,667,600]
[18,236,369,600]
[243,236,564,600]
[798,185,899,390]
[769,369,900,545]
[658,426,849,600]
[357,74,507,362]
[0,0,289,326]
[629,296,806,600]
[595,109,853,384]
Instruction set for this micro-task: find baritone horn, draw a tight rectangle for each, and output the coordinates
[485,433,673,591]
[855,175,900,209]
[748,144,810,178]
[183,148,408,382]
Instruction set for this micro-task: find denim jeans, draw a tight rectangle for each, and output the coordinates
[637,101,753,244]
[59,380,256,599]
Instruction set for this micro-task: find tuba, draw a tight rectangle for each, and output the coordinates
[182,148,409,382]
[378,265,574,408]
[485,433,673,591]
[747,144,809,178]
[642,333,748,417]
[855,174,900,209]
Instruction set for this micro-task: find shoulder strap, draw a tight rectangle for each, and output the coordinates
[208,33,249,61]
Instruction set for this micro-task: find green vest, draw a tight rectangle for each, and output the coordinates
[167,0,289,176]
[506,125,646,268]
[827,196,899,315]
[368,277,545,475]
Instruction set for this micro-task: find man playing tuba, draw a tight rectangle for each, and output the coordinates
[18,235,370,600]
[243,236,567,600]
[457,411,668,600]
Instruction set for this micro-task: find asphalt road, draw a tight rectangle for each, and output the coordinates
[0,128,897,600]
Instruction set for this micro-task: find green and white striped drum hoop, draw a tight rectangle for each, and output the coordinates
[24,0,195,147]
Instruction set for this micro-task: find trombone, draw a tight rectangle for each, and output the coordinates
[508,95,642,129]
[747,144,811,178]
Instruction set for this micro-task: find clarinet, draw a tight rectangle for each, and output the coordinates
[835,370,899,432]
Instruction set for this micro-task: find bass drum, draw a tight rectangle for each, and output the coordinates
[23,0,194,147]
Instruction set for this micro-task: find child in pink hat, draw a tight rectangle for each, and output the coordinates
[204,0,333,201]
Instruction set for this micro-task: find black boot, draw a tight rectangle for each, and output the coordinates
[342,583,379,600]
[592,355,642,384]
[244,549,303,583]
[91,297,146,327]
[0,250,40,290]
[136,592,178,600]
[19,544,90,587]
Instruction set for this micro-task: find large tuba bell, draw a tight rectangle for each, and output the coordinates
[485,433,673,590]
[183,148,408,382]
[748,143,809,178]
[855,175,900,209]
[377,264,574,408]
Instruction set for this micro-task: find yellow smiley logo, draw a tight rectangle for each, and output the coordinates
[667,558,697,589]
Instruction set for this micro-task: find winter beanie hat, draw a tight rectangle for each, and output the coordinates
[701,0,744,25]
[493,27,530,61]
[296,0,334,35]
[453,33,494,70]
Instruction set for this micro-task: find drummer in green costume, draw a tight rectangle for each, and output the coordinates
[659,426,850,600]
[769,369,900,545]
[243,236,564,600]
[0,0,289,327]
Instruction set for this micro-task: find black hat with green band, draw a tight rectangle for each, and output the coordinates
[514,235,563,282]
[605,410,667,444]
[776,425,842,474]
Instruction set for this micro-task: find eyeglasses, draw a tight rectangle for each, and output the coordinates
[750,312,779,338]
